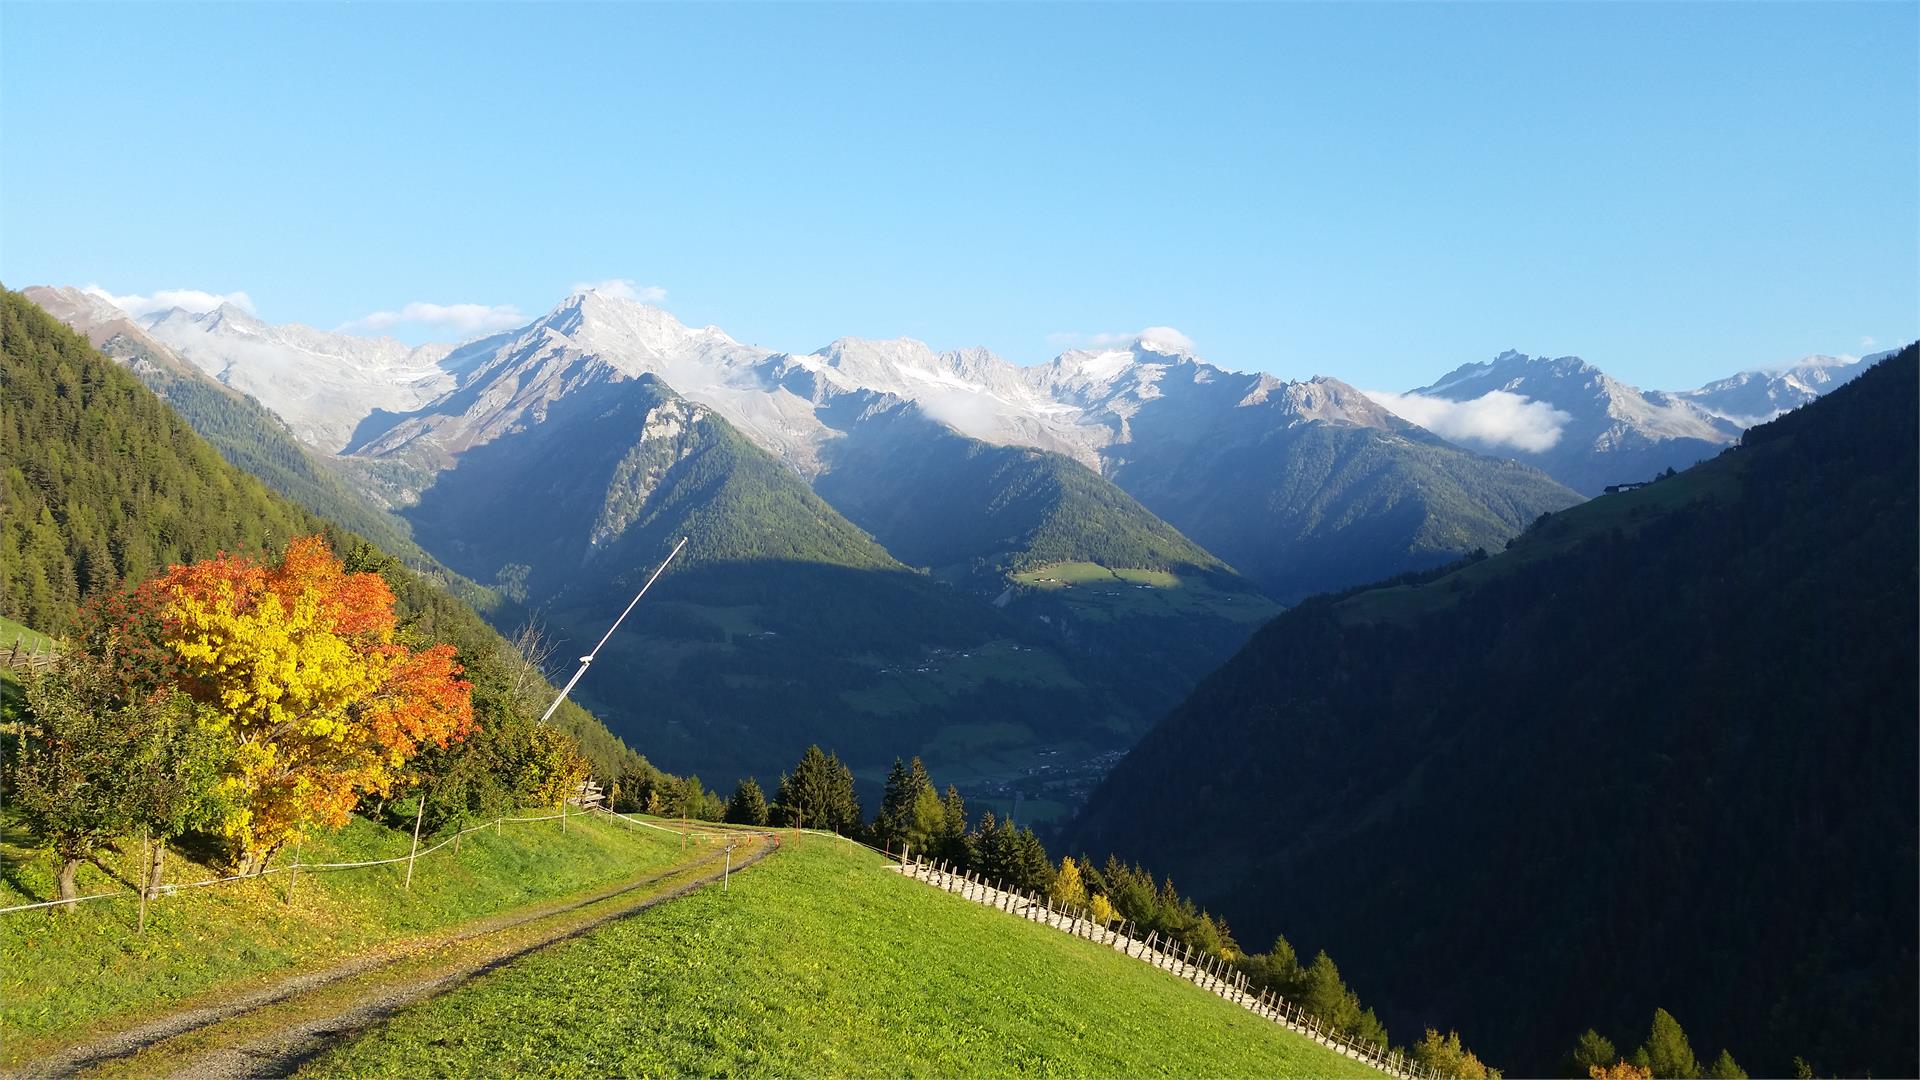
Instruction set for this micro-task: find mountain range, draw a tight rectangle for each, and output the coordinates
[1066,345,1918,1076]
[1368,347,1882,496]
[22,283,1882,806]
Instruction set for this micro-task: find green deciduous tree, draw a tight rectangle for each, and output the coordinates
[13,647,228,904]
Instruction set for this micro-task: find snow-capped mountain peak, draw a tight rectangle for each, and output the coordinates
[533,289,741,360]
[1677,352,1878,427]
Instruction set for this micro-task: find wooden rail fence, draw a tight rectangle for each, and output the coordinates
[895,854,1440,1080]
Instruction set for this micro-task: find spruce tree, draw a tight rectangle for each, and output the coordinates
[1637,1009,1702,1080]
[1572,1030,1620,1075]
[1009,826,1054,892]
[1302,951,1351,1023]
[936,785,972,866]
[971,811,1004,877]
[774,745,861,833]
[873,758,914,849]
[871,756,932,851]
[1703,1049,1746,1080]
[725,777,770,826]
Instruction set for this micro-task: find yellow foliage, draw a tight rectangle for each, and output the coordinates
[1089,892,1118,925]
[1413,1028,1501,1080]
[1050,855,1089,909]
[1591,1065,1652,1080]
[145,537,473,867]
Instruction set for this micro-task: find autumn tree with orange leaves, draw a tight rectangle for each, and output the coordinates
[138,536,474,871]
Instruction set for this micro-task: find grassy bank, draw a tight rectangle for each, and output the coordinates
[0,808,689,1063]
[305,837,1383,1078]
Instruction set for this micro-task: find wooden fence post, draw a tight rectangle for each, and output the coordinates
[404,793,426,890]
[137,826,150,934]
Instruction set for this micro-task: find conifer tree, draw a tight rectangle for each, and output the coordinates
[1007,826,1054,892]
[872,756,933,851]
[1572,1030,1621,1075]
[905,786,945,855]
[1702,1050,1746,1080]
[726,777,770,826]
[971,811,1004,877]
[873,758,913,849]
[1302,951,1352,1023]
[1412,1028,1502,1079]
[1636,1009,1701,1080]
[773,745,861,833]
[936,784,972,865]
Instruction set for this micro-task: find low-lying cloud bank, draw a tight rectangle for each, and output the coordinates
[85,285,254,318]
[1364,388,1572,453]
[341,301,528,337]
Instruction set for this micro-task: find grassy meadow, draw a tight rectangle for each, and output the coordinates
[1011,561,1280,626]
[0,808,691,1065]
[304,837,1384,1079]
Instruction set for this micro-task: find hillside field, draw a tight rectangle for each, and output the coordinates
[303,836,1383,1078]
[0,809,689,1066]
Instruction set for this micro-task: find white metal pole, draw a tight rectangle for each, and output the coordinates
[539,537,688,725]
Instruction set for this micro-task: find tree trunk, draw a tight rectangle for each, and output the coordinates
[56,857,81,910]
[146,837,166,897]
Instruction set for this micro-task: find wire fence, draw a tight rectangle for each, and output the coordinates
[3,806,1447,1077]
[896,853,1443,1080]
[0,804,660,918]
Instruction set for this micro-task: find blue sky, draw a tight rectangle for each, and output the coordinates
[3,2,1914,390]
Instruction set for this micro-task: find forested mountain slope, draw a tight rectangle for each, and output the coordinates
[1069,345,1919,1077]
[1107,381,1582,602]
[384,366,1159,790]
[20,285,491,612]
[0,287,638,774]
[814,405,1279,702]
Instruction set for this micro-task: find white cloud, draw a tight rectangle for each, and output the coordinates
[340,301,527,337]
[1048,325,1197,353]
[1364,388,1573,454]
[571,278,668,303]
[1860,336,1878,350]
[84,284,254,317]
[916,387,1006,440]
